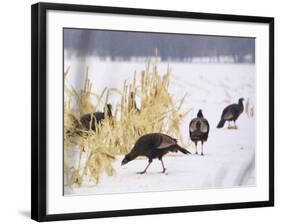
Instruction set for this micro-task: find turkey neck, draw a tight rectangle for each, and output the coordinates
[107,110,112,118]
[106,108,112,118]
[238,100,244,112]
[126,148,139,161]
[197,110,203,118]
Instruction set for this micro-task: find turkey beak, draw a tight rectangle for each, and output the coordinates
[121,158,128,166]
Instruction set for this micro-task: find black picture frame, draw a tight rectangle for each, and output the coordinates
[31,2,274,222]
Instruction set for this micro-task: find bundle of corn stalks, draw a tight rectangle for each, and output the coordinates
[64,60,190,188]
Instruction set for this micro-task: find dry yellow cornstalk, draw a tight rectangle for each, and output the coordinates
[64,60,190,188]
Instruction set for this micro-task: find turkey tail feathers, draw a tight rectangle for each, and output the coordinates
[174,144,191,154]
[217,119,225,128]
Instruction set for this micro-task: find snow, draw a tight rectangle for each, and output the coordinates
[64,57,255,196]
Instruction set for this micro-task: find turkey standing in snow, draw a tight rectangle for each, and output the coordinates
[189,109,210,156]
[217,98,244,129]
[80,104,113,131]
[121,133,190,174]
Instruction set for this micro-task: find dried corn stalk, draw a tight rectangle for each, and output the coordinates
[64,60,190,188]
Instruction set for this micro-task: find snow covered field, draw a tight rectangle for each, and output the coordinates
[64,58,255,196]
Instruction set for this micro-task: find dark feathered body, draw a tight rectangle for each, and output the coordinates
[189,110,209,155]
[217,98,244,128]
[122,133,190,173]
[79,104,112,131]
[80,112,105,131]
[127,133,181,159]
[189,118,209,142]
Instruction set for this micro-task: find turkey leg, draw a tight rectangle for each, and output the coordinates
[137,159,152,174]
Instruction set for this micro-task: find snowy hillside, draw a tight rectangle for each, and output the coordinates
[64,59,255,196]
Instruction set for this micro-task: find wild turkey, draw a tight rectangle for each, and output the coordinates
[189,109,210,156]
[80,104,113,131]
[121,133,190,174]
[217,98,244,129]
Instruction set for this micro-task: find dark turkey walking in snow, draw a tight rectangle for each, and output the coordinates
[80,104,113,131]
[217,98,244,129]
[189,109,210,156]
[121,133,190,174]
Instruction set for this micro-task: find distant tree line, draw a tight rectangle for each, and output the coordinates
[64,29,255,63]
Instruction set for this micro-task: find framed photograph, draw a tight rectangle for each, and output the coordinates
[31,2,274,222]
